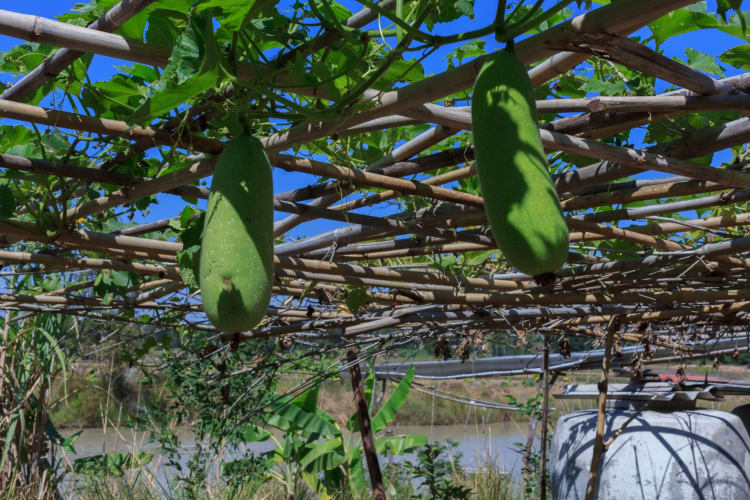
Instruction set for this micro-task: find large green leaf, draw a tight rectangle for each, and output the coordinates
[291,383,321,414]
[266,395,339,438]
[371,365,415,434]
[649,5,718,47]
[197,0,261,30]
[299,437,346,469]
[129,11,220,124]
[239,423,271,443]
[347,447,367,493]
[685,48,725,77]
[719,44,750,70]
[375,433,427,455]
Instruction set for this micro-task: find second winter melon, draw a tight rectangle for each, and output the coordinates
[472,50,569,276]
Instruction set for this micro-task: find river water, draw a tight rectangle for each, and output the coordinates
[62,421,529,485]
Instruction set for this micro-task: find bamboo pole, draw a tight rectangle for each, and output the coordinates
[346,346,387,500]
[367,287,750,308]
[571,213,750,241]
[332,165,476,213]
[585,316,621,500]
[566,219,688,252]
[271,154,484,208]
[556,301,750,326]
[0,8,169,66]
[0,248,177,278]
[0,153,138,185]
[537,94,750,114]
[403,105,750,190]
[1,0,157,101]
[332,206,750,261]
[276,255,523,291]
[574,187,750,225]
[561,178,726,212]
[540,336,551,499]
[527,0,696,87]
[552,111,750,195]
[0,291,195,310]
[273,126,456,236]
[65,156,218,221]
[0,99,223,153]
[552,33,733,96]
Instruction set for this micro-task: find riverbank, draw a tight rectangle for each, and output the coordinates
[49,366,569,429]
[50,361,750,429]
[59,423,525,500]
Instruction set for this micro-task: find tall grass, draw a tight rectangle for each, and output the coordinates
[61,457,520,500]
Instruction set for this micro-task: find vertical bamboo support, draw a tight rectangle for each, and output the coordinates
[522,376,542,489]
[346,347,386,500]
[585,315,621,500]
[540,335,551,499]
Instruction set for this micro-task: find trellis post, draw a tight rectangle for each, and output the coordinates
[585,315,622,500]
[346,346,386,500]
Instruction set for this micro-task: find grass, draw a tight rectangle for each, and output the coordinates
[60,455,520,500]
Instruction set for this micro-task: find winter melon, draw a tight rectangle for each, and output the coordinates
[199,136,273,331]
[472,50,569,276]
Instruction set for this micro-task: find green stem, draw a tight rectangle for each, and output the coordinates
[502,0,573,42]
[334,1,432,112]
[356,0,432,43]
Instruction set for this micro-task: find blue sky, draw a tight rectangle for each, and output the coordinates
[0,0,748,241]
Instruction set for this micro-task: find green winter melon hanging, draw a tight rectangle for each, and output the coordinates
[199,136,274,332]
[472,49,569,277]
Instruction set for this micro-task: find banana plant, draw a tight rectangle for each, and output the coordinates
[233,365,424,498]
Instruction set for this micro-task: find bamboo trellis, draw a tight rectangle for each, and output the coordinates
[0,0,748,361]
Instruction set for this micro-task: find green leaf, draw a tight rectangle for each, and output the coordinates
[0,185,15,218]
[375,433,427,455]
[425,0,474,29]
[198,0,258,30]
[92,270,137,304]
[175,211,204,290]
[371,365,414,433]
[299,437,345,469]
[129,11,220,123]
[345,286,371,315]
[72,452,154,477]
[374,58,425,90]
[60,430,83,453]
[292,384,321,414]
[145,9,185,48]
[114,64,160,82]
[445,40,486,67]
[719,44,750,70]
[649,6,718,48]
[347,447,366,493]
[266,395,339,438]
[581,78,626,95]
[685,48,725,76]
[239,424,271,442]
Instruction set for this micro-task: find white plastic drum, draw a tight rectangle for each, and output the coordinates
[550,408,750,499]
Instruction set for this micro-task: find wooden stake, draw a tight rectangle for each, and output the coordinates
[540,335,551,499]
[346,347,386,500]
[585,315,622,500]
